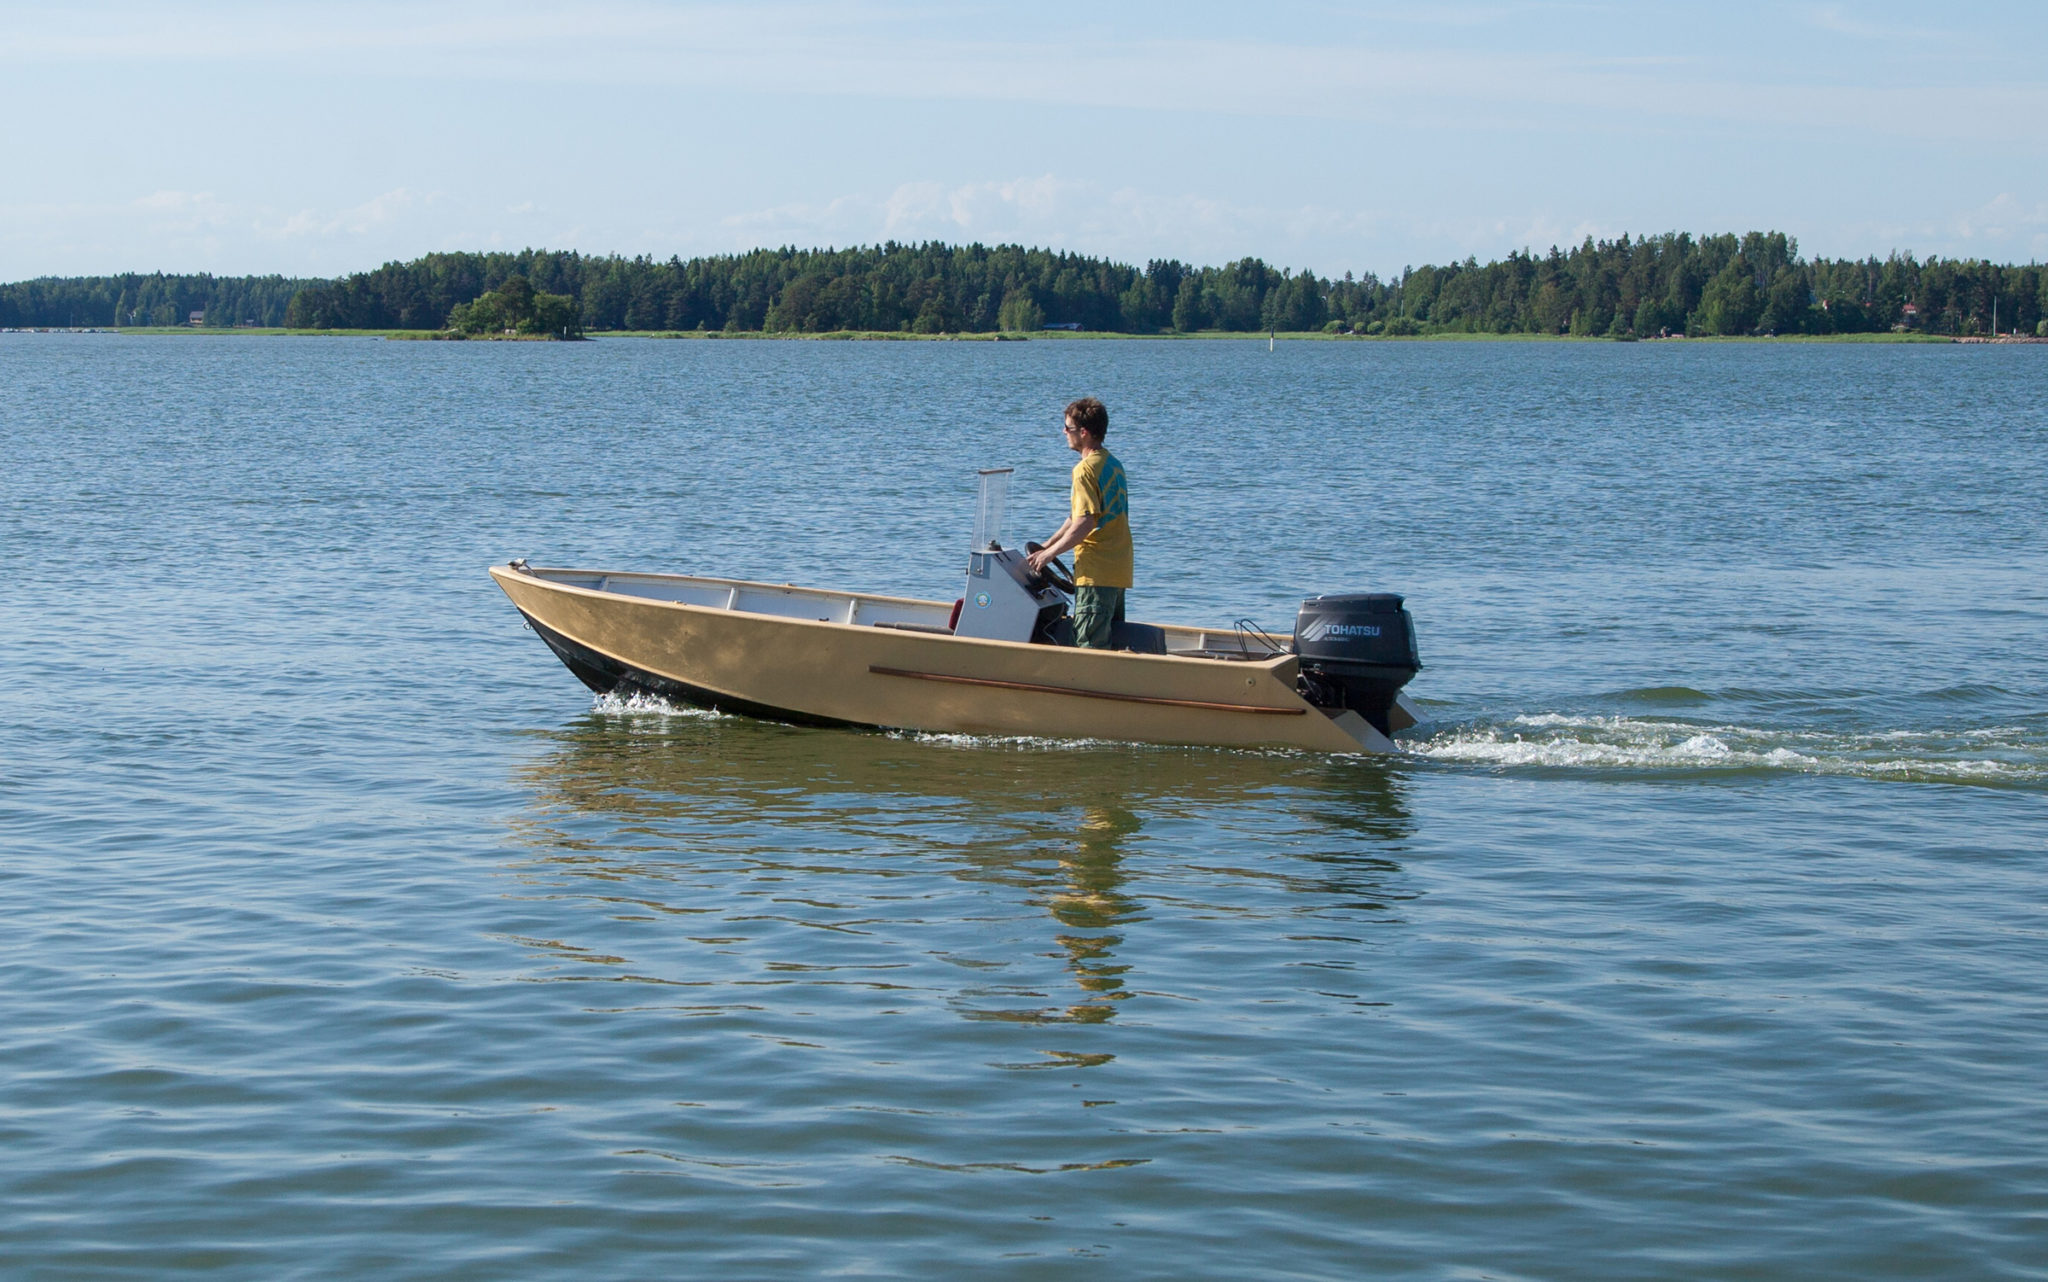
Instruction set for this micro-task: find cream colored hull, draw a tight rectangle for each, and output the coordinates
[490,564,1416,754]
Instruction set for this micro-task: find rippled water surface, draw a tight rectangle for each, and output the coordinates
[4,334,2045,1279]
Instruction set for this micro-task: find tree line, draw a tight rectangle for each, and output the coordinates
[5,234,2045,337]
[0,272,316,329]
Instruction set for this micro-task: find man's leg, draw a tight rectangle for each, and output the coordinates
[1072,585,1125,649]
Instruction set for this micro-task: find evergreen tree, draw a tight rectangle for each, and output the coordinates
[9,234,2042,338]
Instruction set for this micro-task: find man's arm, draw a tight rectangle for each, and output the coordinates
[1027,513,1097,573]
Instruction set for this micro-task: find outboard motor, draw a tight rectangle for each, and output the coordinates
[1293,592,1422,735]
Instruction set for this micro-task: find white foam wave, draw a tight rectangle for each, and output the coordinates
[1411,713,2044,784]
[590,691,729,720]
[894,729,1290,757]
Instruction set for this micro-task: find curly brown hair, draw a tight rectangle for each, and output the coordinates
[1064,396,1109,440]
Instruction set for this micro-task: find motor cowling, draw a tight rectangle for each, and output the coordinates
[1293,592,1421,734]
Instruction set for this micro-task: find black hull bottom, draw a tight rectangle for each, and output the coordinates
[520,612,867,730]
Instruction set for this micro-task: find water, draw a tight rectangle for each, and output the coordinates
[3,334,2045,1278]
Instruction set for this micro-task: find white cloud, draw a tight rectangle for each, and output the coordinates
[1792,193,2048,264]
[4,4,2046,276]
[719,176,1535,273]
[264,189,426,241]
[0,185,479,276]
[874,176,1083,238]
[8,3,2043,143]
[136,189,219,212]
[1799,4,1952,44]
[1953,193,2048,238]
[127,189,243,240]
[1926,194,2048,262]
[711,175,1826,277]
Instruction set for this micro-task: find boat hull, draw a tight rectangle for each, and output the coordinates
[524,612,867,728]
[491,565,1411,753]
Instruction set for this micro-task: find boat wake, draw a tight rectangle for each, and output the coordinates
[1411,713,2046,786]
[584,689,2043,787]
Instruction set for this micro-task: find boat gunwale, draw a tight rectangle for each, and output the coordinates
[490,563,1294,665]
[510,563,949,613]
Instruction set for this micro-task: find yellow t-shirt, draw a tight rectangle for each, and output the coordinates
[1069,450,1133,587]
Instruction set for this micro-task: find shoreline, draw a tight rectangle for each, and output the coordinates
[20,327,2002,345]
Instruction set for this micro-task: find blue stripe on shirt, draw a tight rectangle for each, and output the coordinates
[1099,458,1128,522]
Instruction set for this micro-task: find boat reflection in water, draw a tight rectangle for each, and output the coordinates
[507,704,1417,1028]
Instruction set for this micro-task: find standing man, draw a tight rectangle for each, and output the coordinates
[1026,396,1131,649]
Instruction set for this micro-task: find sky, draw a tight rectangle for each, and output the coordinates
[3,1,2045,281]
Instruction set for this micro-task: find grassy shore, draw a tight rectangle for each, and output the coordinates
[107,326,420,337]
[551,328,1966,343]
[108,327,590,340]
[87,326,1966,344]
[384,331,584,341]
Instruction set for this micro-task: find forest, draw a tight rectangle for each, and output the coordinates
[4,233,2044,338]
[0,272,315,330]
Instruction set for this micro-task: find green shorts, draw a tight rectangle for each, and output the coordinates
[1072,585,1126,649]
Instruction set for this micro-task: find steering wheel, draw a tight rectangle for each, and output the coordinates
[1023,541,1077,594]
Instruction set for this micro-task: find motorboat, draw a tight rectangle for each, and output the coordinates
[490,469,1423,754]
